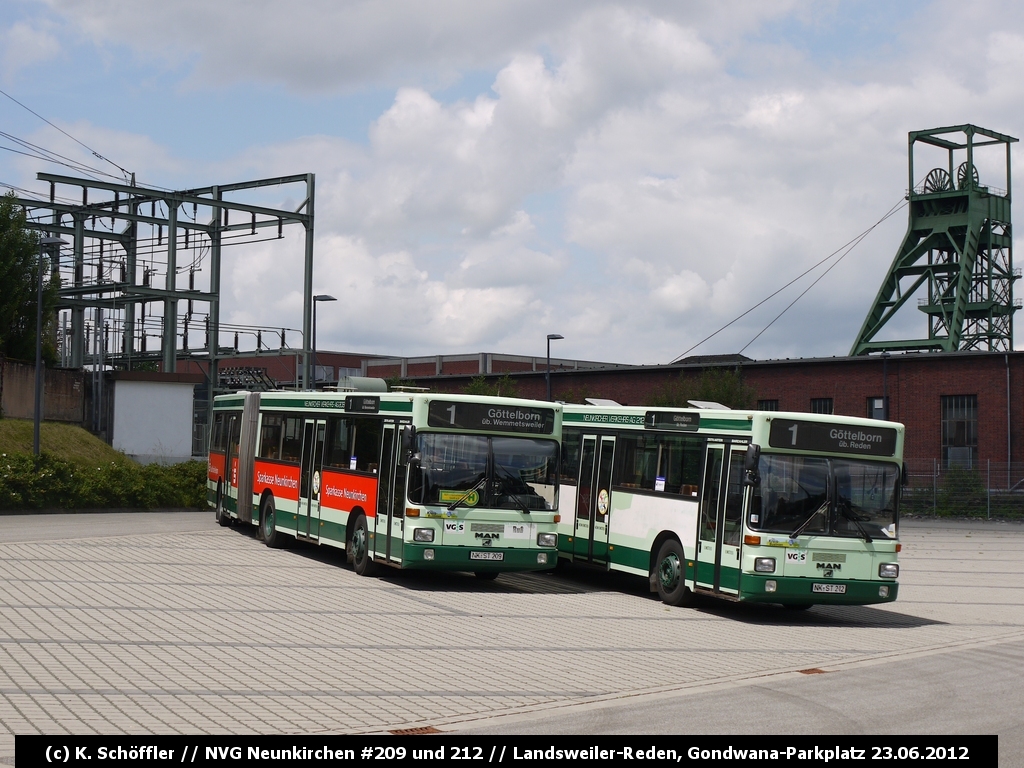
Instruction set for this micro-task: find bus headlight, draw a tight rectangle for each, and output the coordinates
[423,549,435,561]
[764,580,777,593]
[879,585,890,598]
[537,532,558,548]
[879,563,899,579]
[537,553,548,564]
[413,528,435,543]
[754,557,776,573]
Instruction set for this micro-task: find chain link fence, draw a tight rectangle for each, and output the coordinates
[903,459,1024,519]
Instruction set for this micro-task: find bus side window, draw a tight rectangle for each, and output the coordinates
[227,416,241,457]
[561,428,582,483]
[280,416,303,463]
[211,413,225,452]
[258,415,284,460]
[350,417,382,473]
[323,416,351,469]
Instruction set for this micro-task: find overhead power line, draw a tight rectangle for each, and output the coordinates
[670,197,908,363]
[0,86,133,181]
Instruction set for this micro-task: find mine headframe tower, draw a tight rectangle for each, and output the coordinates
[851,124,1018,355]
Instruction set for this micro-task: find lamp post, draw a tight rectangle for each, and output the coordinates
[546,334,564,401]
[34,236,67,456]
[312,294,337,390]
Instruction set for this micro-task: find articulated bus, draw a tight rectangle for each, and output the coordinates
[208,390,562,577]
[559,404,904,608]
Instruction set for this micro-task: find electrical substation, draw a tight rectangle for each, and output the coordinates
[12,172,317,447]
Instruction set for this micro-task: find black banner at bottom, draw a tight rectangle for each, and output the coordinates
[16,734,997,768]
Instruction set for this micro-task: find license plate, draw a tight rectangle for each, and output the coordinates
[812,583,847,594]
[469,551,504,561]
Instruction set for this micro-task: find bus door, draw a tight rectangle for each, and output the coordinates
[573,435,614,564]
[373,422,406,563]
[297,419,327,540]
[695,442,746,596]
[225,414,241,508]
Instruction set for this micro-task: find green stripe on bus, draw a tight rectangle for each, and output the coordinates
[213,398,244,409]
[698,417,751,431]
[380,401,413,412]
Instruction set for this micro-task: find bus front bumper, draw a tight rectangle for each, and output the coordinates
[739,574,899,605]
[401,544,557,572]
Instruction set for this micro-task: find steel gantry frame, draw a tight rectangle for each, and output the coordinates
[14,171,318,425]
[852,125,1018,355]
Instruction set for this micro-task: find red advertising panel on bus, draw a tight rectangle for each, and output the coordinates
[321,470,379,518]
[253,460,300,502]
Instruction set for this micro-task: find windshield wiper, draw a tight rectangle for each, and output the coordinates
[446,475,488,511]
[789,500,829,540]
[493,464,531,514]
[838,501,873,542]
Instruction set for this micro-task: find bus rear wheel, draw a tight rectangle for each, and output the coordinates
[261,496,285,548]
[215,482,230,527]
[350,516,377,576]
[654,539,693,607]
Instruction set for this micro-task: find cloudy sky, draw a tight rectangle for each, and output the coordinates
[3,0,1023,364]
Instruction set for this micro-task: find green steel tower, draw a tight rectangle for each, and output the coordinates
[851,125,1017,355]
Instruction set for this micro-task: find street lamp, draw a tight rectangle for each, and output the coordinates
[546,334,564,401]
[34,235,67,456]
[312,294,337,390]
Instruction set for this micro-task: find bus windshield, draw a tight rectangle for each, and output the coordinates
[410,433,559,511]
[750,454,898,540]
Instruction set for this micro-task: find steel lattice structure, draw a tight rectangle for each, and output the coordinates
[851,125,1018,355]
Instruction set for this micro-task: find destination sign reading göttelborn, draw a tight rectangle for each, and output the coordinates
[646,410,699,431]
[769,418,897,457]
[427,401,555,434]
[345,396,380,414]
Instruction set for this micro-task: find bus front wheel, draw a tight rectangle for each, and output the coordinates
[351,516,377,577]
[654,539,693,607]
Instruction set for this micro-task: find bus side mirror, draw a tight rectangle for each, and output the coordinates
[743,444,761,487]
[400,425,420,466]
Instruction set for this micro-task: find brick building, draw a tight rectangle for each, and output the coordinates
[393,350,1022,469]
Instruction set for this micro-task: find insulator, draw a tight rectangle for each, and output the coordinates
[251,212,256,235]
[234,331,239,351]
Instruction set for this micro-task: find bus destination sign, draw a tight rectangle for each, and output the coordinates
[645,410,699,432]
[345,396,380,414]
[768,418,897,457]
[427,401,555,435]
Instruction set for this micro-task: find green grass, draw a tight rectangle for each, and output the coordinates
[0,419,129,466]
[0,418,206,511]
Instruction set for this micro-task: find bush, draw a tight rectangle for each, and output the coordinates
[0,451,207,511]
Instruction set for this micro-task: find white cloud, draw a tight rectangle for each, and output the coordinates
[1,21,60,79]
[11,0,1024,364]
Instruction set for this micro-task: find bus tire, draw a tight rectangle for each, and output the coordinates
[474,571,499,581]
[261,495,284,549]
[351,515,377,576]
[215,482,230,527]
[654,539,693,607]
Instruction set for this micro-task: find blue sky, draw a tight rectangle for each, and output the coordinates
[2,0,1022,364]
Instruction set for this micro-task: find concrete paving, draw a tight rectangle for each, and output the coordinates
[0,513,1021,764]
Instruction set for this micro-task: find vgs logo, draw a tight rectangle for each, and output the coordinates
[444,521,466,534]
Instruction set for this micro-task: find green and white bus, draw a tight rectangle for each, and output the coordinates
[208,389,561,577]
[559,404,904,608]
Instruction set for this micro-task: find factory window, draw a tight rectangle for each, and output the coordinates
[810,398,833,414]
[756,399,779,411]
[941,395,977,468]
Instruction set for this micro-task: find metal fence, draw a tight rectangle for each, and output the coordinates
[903,459,1024,519]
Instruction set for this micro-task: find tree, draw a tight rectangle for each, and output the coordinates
[464,374,520,398]
[649,368,756,410]
[0,193,60,363]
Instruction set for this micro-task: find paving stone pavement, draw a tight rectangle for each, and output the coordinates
[0,514,1022,762]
